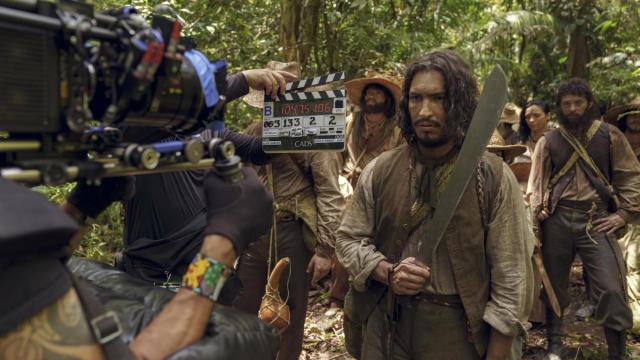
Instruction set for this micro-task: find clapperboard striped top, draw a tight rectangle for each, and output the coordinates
[276,90,345,101]
[285,72,346,92]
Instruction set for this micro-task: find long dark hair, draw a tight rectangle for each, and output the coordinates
[517,99,550,143]
[398,49,478,146]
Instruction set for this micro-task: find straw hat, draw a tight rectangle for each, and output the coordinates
[344,72,402,110]
[486,130,527,163]
[499,103,521,125]
[509,162,532,184]
[243,61,301,109]
[603,97,640,125]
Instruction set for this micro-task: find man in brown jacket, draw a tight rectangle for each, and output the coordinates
[336,49,532,359]
[529,79,640,359]
[233,61,345,360]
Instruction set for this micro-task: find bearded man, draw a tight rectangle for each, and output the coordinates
[529,79,640,360]
[336,49,532,360]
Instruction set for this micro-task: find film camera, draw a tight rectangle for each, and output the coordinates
[0,0,240,185]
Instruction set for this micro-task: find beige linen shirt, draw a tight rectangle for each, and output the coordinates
[528,123,640,223]
[337,153,534,336]
[245,122,345,256]
[341,112,402,183]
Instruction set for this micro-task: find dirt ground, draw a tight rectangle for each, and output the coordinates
[301,262,640,360]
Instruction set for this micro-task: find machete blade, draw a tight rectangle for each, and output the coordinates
[417,65,508,265]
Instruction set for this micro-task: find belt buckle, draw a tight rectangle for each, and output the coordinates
[90,311,123,345]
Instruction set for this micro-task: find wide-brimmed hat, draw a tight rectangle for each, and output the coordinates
[344,72,402,110]
[509,161,532,184]
[243,61,301,109]
[499,103,521,125]
[486,130,527,163]
[604,97,640,125]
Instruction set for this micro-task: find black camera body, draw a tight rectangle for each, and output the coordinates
[0,0,235,184]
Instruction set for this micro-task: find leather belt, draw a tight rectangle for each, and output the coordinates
[396,292,463,308]
[557,199,606,212]
[415,293,463,308]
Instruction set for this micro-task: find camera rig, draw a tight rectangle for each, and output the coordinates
[0,0,241,185]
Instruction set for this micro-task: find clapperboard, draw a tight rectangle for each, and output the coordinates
[262,72,346,152]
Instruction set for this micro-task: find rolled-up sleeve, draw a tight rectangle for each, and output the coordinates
[310,152,346,257]
[483,163,534,337]
[336,158,387,292]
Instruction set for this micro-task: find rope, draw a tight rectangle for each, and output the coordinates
[265,164,278,278]
[585,201,599,245]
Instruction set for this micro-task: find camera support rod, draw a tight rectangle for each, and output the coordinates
[0,159,216,184]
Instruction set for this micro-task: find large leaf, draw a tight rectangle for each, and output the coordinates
[480,10,554,46]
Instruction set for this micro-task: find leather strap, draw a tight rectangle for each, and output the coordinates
[70,275,135,360]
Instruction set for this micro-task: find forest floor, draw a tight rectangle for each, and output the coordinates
[301,261,640,360]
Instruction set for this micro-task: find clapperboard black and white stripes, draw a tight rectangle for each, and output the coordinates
[276,90,346,102]
[261,72,347,153]
[285,72,345,92]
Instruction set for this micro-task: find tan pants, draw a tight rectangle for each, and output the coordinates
[619,224,640,335]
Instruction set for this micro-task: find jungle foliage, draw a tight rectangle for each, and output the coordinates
[49,0,640,261]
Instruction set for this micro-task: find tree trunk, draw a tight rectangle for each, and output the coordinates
[567,26,589,79]
[280,0,301,62]
[298,0,321,74]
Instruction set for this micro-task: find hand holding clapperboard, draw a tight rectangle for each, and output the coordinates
[261,72,347,153]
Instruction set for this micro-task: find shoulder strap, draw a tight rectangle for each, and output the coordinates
[549,120,601,187]
[70,275,135,360]
[556,121,613,191]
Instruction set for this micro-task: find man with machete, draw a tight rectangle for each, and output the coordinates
[336,49,533,359]
[529,79,640,360]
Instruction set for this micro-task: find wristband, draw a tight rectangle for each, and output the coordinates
[181,252,233,302]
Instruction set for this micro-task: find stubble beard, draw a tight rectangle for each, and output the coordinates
[412,120,454,148]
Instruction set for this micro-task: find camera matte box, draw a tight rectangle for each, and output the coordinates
[0,21,60,133]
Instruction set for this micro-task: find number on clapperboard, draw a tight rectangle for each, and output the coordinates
[328,115,336,125]
[309,117,316,125]
[274,119,281,128]
[283,118,301,127]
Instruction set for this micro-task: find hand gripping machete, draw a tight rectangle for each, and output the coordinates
[415,65,507,266]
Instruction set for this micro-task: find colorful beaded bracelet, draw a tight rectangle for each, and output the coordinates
[181,252,233,302]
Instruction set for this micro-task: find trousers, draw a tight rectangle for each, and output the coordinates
[233,219,313,360]
[361,297,480,360]
[541,200,632,331]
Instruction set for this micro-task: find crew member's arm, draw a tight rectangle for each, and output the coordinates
[129,167,273,359]
[336,158,390,290]
[128,234,236,360]
[307,152,346,284]
[593,126,640,232]
[484,163,534,360]
[527,136,552,222]
[225,68,297,102]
